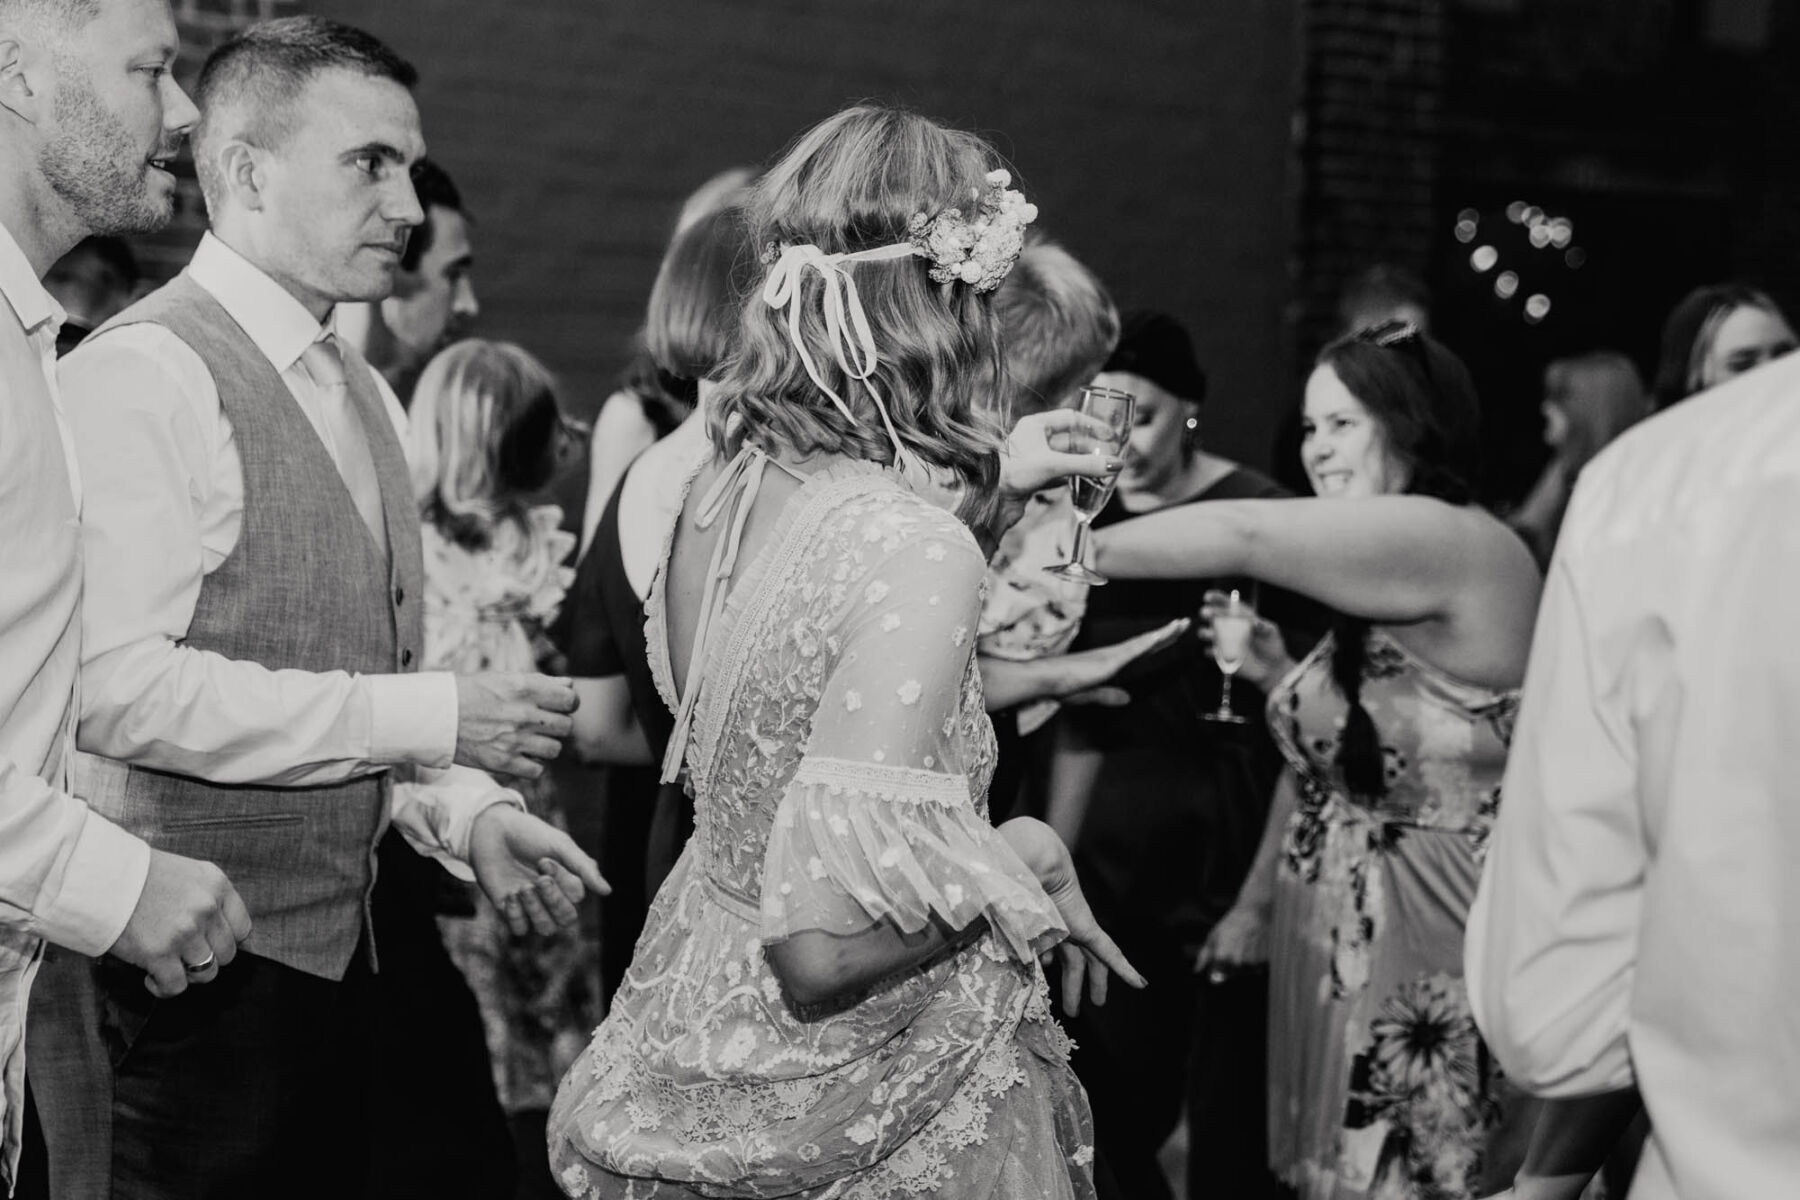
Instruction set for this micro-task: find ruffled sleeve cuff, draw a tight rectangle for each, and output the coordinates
[759,756,1067,965]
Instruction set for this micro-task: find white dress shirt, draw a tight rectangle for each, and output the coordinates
[1467,351,1800,1199]
[0,220,149,1188]
[60,232,519,876]
[61,232,457,785]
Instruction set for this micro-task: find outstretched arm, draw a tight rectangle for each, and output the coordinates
[1094,494,1530,626]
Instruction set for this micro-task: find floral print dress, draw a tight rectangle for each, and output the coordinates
[548,454,1095,1199]
[1264,630,1522,1200]
[420,505,596,1114]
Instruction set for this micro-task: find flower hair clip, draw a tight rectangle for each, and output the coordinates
[907,169,1038,293]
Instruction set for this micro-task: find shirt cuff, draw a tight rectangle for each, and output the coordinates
[389,766,526,882]
[364,671,458,769]
[32,811,152,958]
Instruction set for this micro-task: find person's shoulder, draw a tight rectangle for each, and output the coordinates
[824,478,984,572]
[1570,353,1800,549]
[594,388,658,436]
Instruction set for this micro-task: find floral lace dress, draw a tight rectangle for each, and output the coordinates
[548,455,1095,1199]
[1264,630,1522,1200]
[421,505,599,1114]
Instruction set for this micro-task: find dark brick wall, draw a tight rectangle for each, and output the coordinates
[130,0,302,282]
[302,0,1305,466]
[1292,0,1445,359]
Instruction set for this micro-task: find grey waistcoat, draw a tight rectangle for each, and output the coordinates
[76,273,425,981]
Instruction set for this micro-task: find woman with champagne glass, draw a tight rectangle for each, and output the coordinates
[1049,311,1315,1200]
[1094,320,1542,1199]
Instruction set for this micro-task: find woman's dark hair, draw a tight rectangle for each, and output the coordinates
[614,204,754,436]
[1651,283,1788,410]
[1313,321,1481,800]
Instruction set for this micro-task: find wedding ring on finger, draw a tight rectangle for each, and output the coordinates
[183,952,217,975]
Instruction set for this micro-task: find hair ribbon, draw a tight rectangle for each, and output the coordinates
[761,241,925,479]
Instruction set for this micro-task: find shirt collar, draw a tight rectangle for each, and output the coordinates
[0,219,67,337]
[187,232,334,373]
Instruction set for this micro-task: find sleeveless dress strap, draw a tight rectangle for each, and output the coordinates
[659,444,803,784]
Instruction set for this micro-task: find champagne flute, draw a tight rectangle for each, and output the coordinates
[1204,588,1257,724]
[1046,385,1135,585]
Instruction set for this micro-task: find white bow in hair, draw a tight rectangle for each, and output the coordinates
[760,241,924,476]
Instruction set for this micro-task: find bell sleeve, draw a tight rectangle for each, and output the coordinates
[759,524,1067,965]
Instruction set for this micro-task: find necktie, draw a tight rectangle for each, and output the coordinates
[300,335,390,558]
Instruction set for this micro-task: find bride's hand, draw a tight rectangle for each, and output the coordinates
[999,818,1147,1016]
[999,410,1121,500]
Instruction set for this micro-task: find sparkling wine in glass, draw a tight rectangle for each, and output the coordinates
[1204,589,1257,724]
[1046,385,1135,585]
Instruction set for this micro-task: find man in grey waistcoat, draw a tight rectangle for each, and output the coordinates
[29,17,604,1199]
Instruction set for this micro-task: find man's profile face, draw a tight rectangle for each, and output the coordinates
[255,66,424,311]
[385,203,477,363]
[40,0,196,235]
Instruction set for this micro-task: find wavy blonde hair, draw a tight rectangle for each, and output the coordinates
[409,338,566,550]
[709,105,1009,517]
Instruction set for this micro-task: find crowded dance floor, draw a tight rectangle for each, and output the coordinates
[2,2,1794,1198]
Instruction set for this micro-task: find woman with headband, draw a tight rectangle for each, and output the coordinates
[548,105,1140,1199]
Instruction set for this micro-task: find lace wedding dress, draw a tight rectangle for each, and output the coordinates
[548,454,1096,1199]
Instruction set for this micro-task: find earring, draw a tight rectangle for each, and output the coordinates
[1182,415,1200,455]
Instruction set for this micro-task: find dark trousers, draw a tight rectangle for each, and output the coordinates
[1188,970,1290,1200]
[1067,935,1194,1200]
[29,945,375,1200]
[12,1080,50,1200]
[368,831,517,1200]
[1066,934,1287,1200]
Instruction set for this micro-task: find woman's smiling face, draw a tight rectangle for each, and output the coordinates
[1300,364,1408,498]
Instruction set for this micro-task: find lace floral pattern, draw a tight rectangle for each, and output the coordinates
[549,467,1093,1198]
[1265,629,1520,1200]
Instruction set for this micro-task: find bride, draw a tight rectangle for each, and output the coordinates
[547,105,1140,1199]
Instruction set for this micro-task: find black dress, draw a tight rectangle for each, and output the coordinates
[1061,464,1317,1200]
[557,457,693,1007]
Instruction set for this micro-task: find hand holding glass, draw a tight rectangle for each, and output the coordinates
[1046,386,1134,585]
[1204,588,1257,724]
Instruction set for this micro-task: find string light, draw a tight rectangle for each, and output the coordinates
[1457,201,1583,325]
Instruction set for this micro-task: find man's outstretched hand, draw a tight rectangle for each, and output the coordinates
[468,804,608,935]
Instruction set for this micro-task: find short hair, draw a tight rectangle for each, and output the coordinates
[398,158,467,273]
[993,235,1119,419]
[1543,349,1647,470]
[192,16,418,212]
[408,339,566,550]
[1651,283,1791,409]
[1336,263,1432,335]
[9,0,101,30]
[710,105,1010,519]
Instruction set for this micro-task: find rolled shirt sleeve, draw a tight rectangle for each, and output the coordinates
[389,763,526,880]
